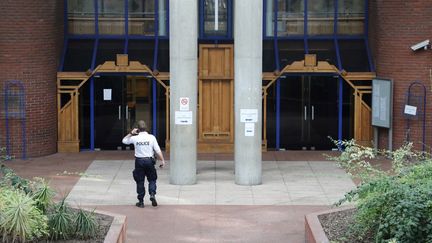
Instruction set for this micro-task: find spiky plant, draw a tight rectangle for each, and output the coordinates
[0,188,48,243]
[48,198,74,240]
[74,208,99,239]
[30,177,55,214]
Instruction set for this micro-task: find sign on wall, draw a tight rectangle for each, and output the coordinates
[372,78,393,128]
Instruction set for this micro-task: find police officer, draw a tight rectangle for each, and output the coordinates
[122,120,165,208]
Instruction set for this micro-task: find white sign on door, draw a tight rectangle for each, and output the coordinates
[179,97,190,111]
[103,89,112,101]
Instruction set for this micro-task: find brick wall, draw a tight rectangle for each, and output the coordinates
[0,1,64,158]
[369,0,432,151]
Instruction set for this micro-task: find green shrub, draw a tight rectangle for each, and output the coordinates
[0,165,31,194]
[0,188,49,242]
[48,198,74,240]
[74,208,98,239]
[31,178,55,214]
[329,140,432,243]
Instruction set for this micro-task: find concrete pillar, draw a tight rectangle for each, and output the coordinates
[169,0,197,185]
[234,0,263,185]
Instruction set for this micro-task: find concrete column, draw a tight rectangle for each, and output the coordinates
[234,0,263,185]
[169,0,197,185]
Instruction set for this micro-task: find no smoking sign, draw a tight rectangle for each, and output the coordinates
[179,97,190,111]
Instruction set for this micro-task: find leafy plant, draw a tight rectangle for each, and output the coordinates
[31,177,55,214]
[0,165,32,194]
[0,188,49,243]
[48,198,74,240]
[330,140,432,243]
[74,208,98,239]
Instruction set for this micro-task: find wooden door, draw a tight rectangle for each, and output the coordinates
[198,44,234,152]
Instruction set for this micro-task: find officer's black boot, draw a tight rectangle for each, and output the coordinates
[150,193,158,207]
[136,201,144,208]
[135,200,144,208]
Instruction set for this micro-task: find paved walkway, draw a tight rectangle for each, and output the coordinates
[67,160,354,206]
[4,151,361,243]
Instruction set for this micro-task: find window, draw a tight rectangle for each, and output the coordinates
[201,0,230,38]
[307,0,334,35]
[67,0,95,34]
[337,0,365,35]
[98,0,125,35]
[266,0,304,36]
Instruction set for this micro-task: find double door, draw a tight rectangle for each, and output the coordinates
[93,76,152,150]
[280,76,338,150]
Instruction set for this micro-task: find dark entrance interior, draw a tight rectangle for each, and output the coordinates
[279,75,339,150]
[80,76,153,150]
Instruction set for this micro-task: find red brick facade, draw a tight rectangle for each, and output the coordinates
[1,1,431,157]
[369,0,432,151]
[0,1,64,158]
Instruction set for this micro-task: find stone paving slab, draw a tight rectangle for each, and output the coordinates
[66,160,355,206]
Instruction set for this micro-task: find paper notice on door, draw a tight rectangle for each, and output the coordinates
[103,89,112,101]
[245,123,254,137]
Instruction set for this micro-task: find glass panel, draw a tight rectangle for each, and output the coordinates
[128,0,155,35]
[79,81,91,149]
[265,84,276,148]
[127,40,155,67]
[308,40,338,66]
[278,40,305,68]
[67,0,95,34]
[63,40,95,71]
[158,0,168,36]
[337,0,365,35]
[279,76,303,149]
[94,76,126,150]
[263,40,276,72]
[126,77,152,132]
[98,0,125,35]
[342,79,354,140]
[277,0,304,36]
[157,40,170,71]
[307,0,334,35]
[309,76,338,149]
[339,40,369,72]
[265,0,274,36]
[155,81,167,148]
[203,0,228,36]
[95,40,125,66]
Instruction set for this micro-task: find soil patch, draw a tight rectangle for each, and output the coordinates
[318,208,373,243]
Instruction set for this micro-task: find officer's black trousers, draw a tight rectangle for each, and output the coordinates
[133,157,158,202]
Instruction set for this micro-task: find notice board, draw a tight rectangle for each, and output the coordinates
[372,78,393,128]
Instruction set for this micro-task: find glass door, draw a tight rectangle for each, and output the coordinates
[308,76,339,149]
[126,77,152,133]
[94,76,126,150]
[279,75,338,150]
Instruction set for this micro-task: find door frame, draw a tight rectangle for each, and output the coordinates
[57,54,170,152]
[262,54,376,150]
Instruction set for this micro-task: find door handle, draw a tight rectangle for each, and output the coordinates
[125,105,128,120]
[312,105,314,121]
[118,105,121,120]
[304,106,307,121]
